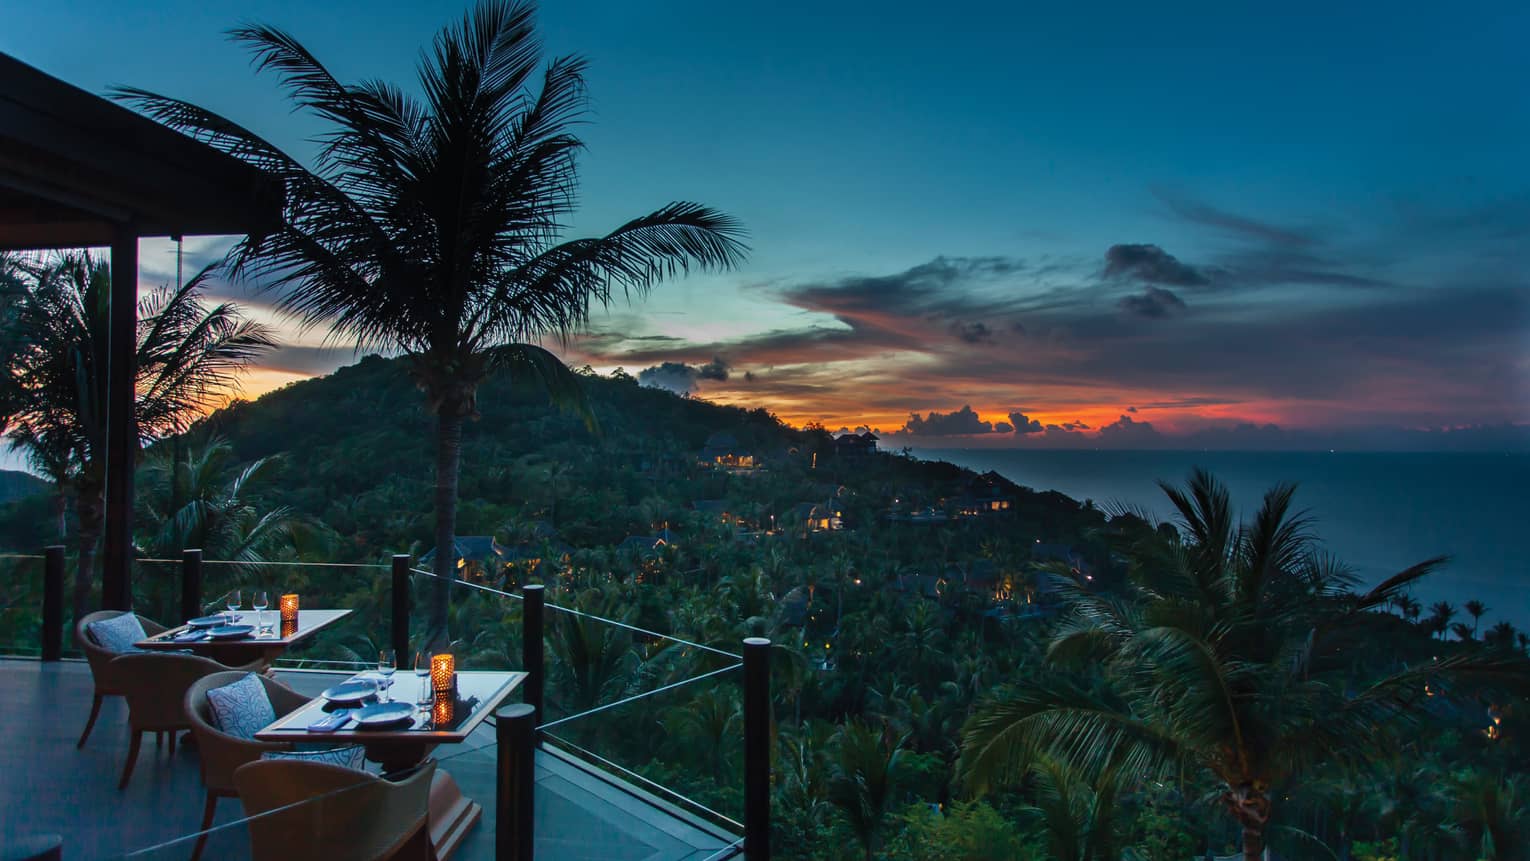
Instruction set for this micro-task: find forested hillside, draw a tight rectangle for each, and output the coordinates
[191,354,1113,568]
[0,469,46,504]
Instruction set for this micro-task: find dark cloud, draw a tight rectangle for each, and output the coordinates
[1155,194,1391,289]
[1126,406,1137,413]
[1156,192,1315,247]
[1118,286,1187,318]
[696,357,731,381]
[1097,414,1160,444]
[636,362,703,395]
[260,345,359,377]
[901,405,995,436]
[1216,248,1391,289]
[994,421,1014,433]
[1104,244,1211,288]
[636,357,730,394]
[1008,410,1044,434]
[951,321,995,343]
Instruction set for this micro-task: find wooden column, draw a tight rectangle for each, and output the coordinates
[496,703,536,861]
[41,546,64,661]
[743,637,772,861]
[521,584,544,730]
[180,549,203,622]
[101,226,138,611]
[392,554,411,663]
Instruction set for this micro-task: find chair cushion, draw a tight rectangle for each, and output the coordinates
[86,613,147,653]
[261,746,367,770]
[205,673,276,740]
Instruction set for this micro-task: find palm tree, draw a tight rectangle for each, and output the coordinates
[1448,771,1529,861]
[959,470,1530,861]
[135,435,301,564]
[115,0,746,645]
[827,720,906,861]
[1485,621,1519,652]
[1429,602,1459,641]
[0,254,273,622]
[1018,759,1124,861]
[1466,599,1490,637]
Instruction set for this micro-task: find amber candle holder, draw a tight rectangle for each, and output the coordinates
[280,618,298,639]
[431,689,455,726]
[431,653,455,693]
[279,593,300,623]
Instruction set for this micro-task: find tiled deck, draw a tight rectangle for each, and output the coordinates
[0,659,739,860]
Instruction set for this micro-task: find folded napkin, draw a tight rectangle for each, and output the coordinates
[173,630,210,643]
[307,712,353,732]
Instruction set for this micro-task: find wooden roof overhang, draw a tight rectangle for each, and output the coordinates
[0,52,282,250]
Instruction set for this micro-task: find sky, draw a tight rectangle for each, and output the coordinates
[6,0,1530,449]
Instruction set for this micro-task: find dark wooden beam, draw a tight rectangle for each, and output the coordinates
[0,53,283,252]
[101,225,137,611]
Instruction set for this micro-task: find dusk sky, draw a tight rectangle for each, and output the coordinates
[7,1,1529,448]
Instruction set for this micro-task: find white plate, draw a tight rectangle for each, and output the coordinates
[353,702,414,728]
[320,680,377,704]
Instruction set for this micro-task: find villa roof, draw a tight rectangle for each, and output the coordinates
[0,53,283,249]
[419,536,506,565]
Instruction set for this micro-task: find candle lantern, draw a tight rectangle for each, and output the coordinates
[431,653,456,693]
[431,689,455,727]
[280,618,298,639]
[279,593,300,623]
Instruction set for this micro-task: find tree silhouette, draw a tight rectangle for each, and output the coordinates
[0,254,272,621]
[115,0,746,644]
[959,469,1530,861]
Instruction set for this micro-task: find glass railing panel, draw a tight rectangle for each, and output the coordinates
[129,558,181,629]
[408,567,525,670]
[540,645,747,831]
[0,553,45,656]
[116,757,444,860]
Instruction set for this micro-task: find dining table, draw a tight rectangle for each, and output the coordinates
[134,608,352,668]
[255,669,527,860]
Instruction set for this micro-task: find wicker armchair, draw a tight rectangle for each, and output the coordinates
[74,610,168,748]
[109,651,263,789]
[184,671,311,861]
[234,758,436,861]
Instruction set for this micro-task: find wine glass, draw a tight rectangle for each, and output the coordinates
[377,649,397,702]
[225,589,241,624]
[252,591,270,635]
[414,650,433,713]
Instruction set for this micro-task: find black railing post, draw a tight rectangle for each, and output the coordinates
[743,637,771,861]
[521,584,544,729]
[391,554,410,663]
[496,703,536,861]
[41,546,64,661]
[180,548,203,623]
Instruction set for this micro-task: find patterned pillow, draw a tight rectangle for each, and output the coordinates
[262,746,367,770]
[205,673,276,740]
[86,613,147,653]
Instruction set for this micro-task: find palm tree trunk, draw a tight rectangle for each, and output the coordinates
[1226,782,1271,861]
[53,488,67,542]
[427,409,464,649]
[73,484,105,627]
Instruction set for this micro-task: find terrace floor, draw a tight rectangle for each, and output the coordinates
[0,659,739,860]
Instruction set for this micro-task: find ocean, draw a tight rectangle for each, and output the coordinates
[910,449,1530,627]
